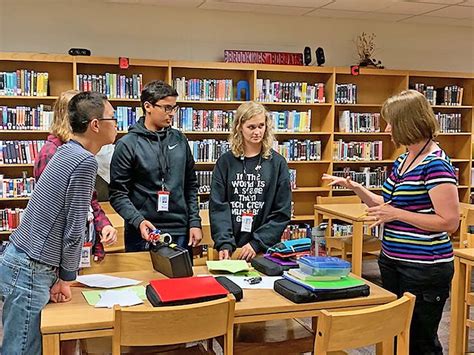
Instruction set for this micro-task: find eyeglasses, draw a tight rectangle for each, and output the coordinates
[98,117,118,127]
[152,103,180,114]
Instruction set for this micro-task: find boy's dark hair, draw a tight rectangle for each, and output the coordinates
[140,80,178,111]
[68,92,108,134]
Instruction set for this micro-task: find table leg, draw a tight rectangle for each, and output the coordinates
[449,257,467,355]
[43,334,60,355]
[351,221,363,276]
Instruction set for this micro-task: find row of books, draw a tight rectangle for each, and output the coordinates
[188,140,230,162]
[272,110,312,132]
[332,167,389,189]
[115,106,143,131]
[435,112,462,133]
[76,73,143,99]
[281,223,311,241]
[0,105,53,130]
[338,111,381,133]
[0,140,45,165]
[333,140,383,161]
[175,108,235,132]
[0,173,35,198]
[0,208,23,231]
[273,139,322,161]
[289,169,297,190]
[413,83,464,106]
[196,170,213,193]
[256,80,326,103]
[332,222,380,239]
[173,78,233,101]
[335,84,357,104]
[0,70,49,97]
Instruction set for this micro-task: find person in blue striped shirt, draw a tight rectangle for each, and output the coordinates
[324,90,459,354]
[0,91,117,355]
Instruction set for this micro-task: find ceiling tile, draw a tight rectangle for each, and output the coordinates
[209,0,331,7]
[199,1,314,15]
[459,0,474,6]
[408,0,464,4]
[426,4,474,18]
[322,0,392,12]
[374,2,445,14]
[357,12,411,21]
[136,0,204,5]
[401,14,474,25]
[304,8,367,18]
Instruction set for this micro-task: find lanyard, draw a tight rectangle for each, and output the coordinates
[149,130,170,184]
[241,154,263,178]
[389,139,431,202]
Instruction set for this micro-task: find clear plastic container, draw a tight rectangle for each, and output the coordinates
[297,256,351,277]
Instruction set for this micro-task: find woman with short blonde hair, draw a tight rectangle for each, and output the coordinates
[210,101,291,261]
[49,89,79,142]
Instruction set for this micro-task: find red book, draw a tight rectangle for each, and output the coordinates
[148,276,228,305]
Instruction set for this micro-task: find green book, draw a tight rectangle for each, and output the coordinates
[283,272,365,291]
[206,260,249,274]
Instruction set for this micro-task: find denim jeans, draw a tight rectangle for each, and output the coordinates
[0,244,58,355]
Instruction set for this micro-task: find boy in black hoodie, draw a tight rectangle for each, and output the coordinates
[110,81,202,252]
[210,101,291,261]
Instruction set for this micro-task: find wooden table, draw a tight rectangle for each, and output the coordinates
[41,267,396,354]
[449,248,474,354]
[314,203,372,276]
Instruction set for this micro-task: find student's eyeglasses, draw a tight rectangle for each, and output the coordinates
[98,117,118,126]
[152,103,180,114]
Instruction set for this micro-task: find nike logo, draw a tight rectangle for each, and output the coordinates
[168,144,178,150]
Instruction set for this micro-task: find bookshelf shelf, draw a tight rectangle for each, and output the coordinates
[0,197,30,201]
[0,96,58,100]
[0,52,472,234]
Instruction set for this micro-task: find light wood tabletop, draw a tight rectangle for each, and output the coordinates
[41,267,396,354]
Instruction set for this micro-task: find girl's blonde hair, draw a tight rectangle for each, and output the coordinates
[50,90,80,142]
[381,89,439,146]
[229,101,274,159]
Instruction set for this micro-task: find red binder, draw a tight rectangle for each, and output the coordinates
[147,276,229,306]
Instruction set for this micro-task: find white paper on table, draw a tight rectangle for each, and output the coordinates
[224,276,281,289]
[76,274,141,288]
[95,290,143,308]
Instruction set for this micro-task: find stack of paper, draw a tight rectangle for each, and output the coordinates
[95,290,143,308]
[76,274,141,288]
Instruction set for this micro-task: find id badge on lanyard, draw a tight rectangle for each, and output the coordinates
[79,242,92,268]
[241,211,254,232]
[157,178,170,212]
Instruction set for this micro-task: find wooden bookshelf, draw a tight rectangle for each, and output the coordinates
[0,52,473,238]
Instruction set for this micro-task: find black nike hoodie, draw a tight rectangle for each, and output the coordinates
[109,117,201,249]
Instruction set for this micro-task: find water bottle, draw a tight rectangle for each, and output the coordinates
[311,223,327,256]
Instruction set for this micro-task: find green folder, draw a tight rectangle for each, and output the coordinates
[206,260,249,274]
[82,285,147,306]
[283,272,365,291]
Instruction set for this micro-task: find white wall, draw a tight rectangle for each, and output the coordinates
[0,0,473,72]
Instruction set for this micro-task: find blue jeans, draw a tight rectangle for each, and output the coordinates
[0,244,58,355]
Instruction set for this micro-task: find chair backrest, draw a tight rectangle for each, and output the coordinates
[316,195,361,205]
[314,292,415,355]
[80,252,152,275]
[112,294,235,354]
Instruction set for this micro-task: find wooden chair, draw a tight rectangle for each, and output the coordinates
[316,196,381,260]
[112,295,235,355]
[314,292,416,355]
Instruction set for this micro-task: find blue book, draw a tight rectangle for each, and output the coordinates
[282,271,365,292]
